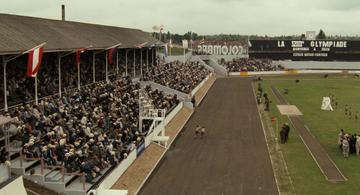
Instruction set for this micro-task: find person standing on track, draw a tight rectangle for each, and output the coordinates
[342,135,350,158]
[200,126,206,138]
[194,125,201,138]
[356,135,360,156]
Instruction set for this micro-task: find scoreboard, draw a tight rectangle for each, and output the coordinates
[249,40,360,61]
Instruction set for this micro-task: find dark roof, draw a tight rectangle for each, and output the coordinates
[0,13,161,55]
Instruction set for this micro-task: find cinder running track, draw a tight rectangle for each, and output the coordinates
[139,78,278,195]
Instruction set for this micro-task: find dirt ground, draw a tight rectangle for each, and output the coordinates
[139,77,278,195]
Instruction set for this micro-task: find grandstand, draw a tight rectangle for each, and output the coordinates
[2,7,360,195]
[0,13,214,195]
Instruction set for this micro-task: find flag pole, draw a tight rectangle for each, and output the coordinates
[140,48,143,77]
[77,63,81,90]
[35,76,38,105]
[2,56,8,112]
[183,46,186,63]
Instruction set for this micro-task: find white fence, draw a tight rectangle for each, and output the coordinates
[190,74,212,97]
[229,69,360,76]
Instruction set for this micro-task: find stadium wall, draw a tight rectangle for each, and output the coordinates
[228,69,360,76]
[206,56,228,76]
[0,176,27,195]
[276,61,360,70]
[190,73,212,97]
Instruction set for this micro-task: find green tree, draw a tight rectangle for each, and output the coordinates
[316,29,326,39]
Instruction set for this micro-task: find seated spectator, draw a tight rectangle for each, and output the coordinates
[220,58,284,72]
[143,61,210,94]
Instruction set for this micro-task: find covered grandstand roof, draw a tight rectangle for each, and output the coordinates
[0,13,161,55]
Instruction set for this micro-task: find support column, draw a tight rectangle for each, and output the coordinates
[140,48,143,77]
[58,54,62,97]
[92,52,96,83]
[146,49,149,72]
[125,50,128,76]
[116,52,119,75]
[2,56,8,112]
[152,48,154,66]
[77,64,80,90]
[105,52,109,83]
[133,49,136,78]
[35,76,38,105]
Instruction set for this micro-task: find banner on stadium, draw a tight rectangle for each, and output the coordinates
[136,140,145,157]
[249,40,360,61]
[197,44,247,55]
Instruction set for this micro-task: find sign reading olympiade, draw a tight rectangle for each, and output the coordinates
[278,40,348,48]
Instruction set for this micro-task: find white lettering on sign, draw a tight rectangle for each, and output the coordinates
[278,41,285,47]
[197,45,246,55]
[310,41,347,48]
[291,41,304,48]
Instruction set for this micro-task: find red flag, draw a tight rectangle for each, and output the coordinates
[75,48,87,68]
[27,45,44,77]
[107,47,118,65]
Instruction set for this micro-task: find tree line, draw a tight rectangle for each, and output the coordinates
[152,29,360,45]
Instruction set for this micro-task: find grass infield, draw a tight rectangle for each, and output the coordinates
[258,74,360,195]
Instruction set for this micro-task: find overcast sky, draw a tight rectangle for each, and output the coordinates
[1,0,360,36]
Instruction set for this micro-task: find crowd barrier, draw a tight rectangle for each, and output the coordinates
[139,81,189,101]
[190,73,212,97]
[229,69,360,76]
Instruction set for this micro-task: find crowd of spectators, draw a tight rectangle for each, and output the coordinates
[0,47,211,184]
[338,129,360,158]
[1,48,156,108]
[144,85,179,114]
[3,74,177,183]
[220,58,284,72]
[143,61,210,94]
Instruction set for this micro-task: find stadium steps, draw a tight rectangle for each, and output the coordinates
[65,166,112,195]
[45,169,62,182]
[10,158,40,175]
[205,56,228,76]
